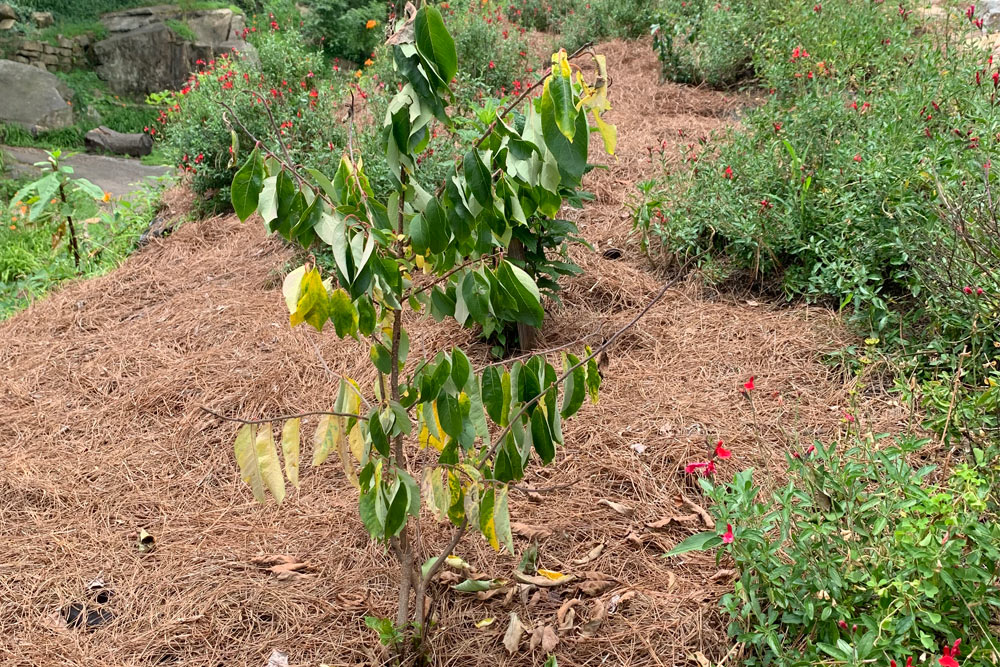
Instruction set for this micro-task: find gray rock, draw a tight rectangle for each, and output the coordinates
[218,39,259,68]
[0,59,74,132]
[0,3,15,20]
[0,18,15,30]
[31,11,53,27]
[94,23,214,94]
[984,1,1000,30]
[187,9,236,43]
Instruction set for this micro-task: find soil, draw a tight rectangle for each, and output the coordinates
[0,40,907,666]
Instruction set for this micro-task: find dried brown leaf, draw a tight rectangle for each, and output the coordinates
[541,625,559,653]
[511,522,553,540]
[679,495,715,529]
[597,498,634,516]
[503,612,525,655]
[513,571,576,587]
[571,543,605,565]
[710,569,738,582]
[529,624,544,651]
[579,598,607,637]
[645,514,699,530]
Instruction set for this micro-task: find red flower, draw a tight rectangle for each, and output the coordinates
[993,71,999,87]
[813,3,821,10]
[964,285,973,294]
[773,122,782,133]
[743,376,755,392]
[309,89,318,98]
[488,61,495,69]
[715,440,732,459]
[854,154,862,162]
[724,165,734,179]
[940,644,960,667]
[684,461,716,475]
[966,5,975,20]
[838,620,848,629]
[977,287,984,295]
[721,524,734,544]
[975,17,984,28]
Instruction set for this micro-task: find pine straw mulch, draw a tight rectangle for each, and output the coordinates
[0,39,909,666]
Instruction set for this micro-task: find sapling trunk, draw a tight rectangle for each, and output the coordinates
[58,181,81,270]
[507,238,537,352]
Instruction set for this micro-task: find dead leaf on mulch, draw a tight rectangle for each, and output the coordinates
[513,571,576,587]
[557,598,581,629]
[678,496,715,529]
[511,523,553,540]
[645,514,699,530]
[579,598,607,637]
[503,612,525,654]
[265,649,289,667]
[252,554,315,581]
[334,591,367,610]
[575,571,618,597]
[711,569,738,582]
[541,624,559,652]
[608,589,637,614]
[598,498,634,517]
[571,543,605,565]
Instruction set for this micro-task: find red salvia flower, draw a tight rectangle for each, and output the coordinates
[724,166,734,179]
[743,376,755,392]
[940,645,960,667]
[715,440,732,459]
[684,461,716,475]
[722,524,734,543]
[966,5,975,20]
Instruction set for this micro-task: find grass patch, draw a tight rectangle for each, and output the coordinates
[165,18,198,42]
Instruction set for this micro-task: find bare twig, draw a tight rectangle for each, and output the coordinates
[200,406,367,425]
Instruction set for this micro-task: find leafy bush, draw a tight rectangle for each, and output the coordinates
[673,438,1000,667]
[300,0,384,63]
[156,25,347,212]
[504,0,576,32]
[652,0,767,87]
[559,0,656,50]
[443,0,529,95]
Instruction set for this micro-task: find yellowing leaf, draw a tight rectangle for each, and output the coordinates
[537,569,565,580]
[282,265,306,314]
[289,267,329,330]
[475,617,495,628]
[234,423,285,504]
[281,418,300,488]
[418,402,445,451]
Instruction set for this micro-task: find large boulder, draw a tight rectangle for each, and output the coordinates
[0,3,15,30]
[94,23,214,94]
[94,6,252,94]
[0,59,74,132]
[984,0,1000,30]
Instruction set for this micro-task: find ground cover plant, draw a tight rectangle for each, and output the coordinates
[215,5,618,659]
[1,150,164,317]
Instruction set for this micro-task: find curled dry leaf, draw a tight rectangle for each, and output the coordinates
[571,543,604,565]
[513,571,576,587]
[679,495,715,529]
[334,591,367,609]
[645,514,699,530]
[557,598,581,629]
[474,617,495,628]
[511,522,553,540]
[503,612,525,655]
[598,498,634,517]
[475,588,507,602]
[577,578,615,597]
[691,651,713,667]
[437,570,463,585]
[579,598,607,637]
[710,569,738,582]
[541,625,559,653]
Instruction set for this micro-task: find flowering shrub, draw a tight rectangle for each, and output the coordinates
[156,26,346,212]
[651,0,768,87]
[637,1,1000,434]
[300,0,385,63]
[672,435,1000,667]
[443,0,529,95]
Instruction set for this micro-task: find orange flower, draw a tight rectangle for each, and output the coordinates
[355,70,362,78]
[364,58,374,67]
[9,224,16,230]
[102,192,111,202]
[365,19,376,29]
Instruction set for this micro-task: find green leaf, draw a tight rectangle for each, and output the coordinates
[451,348,471,390]
[370,343,393,374]
[359,485,383,537]
[423,196,450,254]
[357,297,376,336]
[560,353,586,418]
[437,392,464,440]
[368,407,391,457]
[665,531,722,556]
[329,288,359,338]
[463,148,492,206]
[282,265,307,314]
[482,367,505,424]
[231,147,265,222]
[461,270,491,325]
[409,213,430,255]
[540,96,588,186]
[258,175,278,225]
[452,578,494,593]
[545,68,576,142]
[585,350,601,403]
[530,408,554,463]
[497,261,543,327]
[414,6,457,85]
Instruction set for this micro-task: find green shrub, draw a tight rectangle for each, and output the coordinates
[678,438,1000,667]
[504,0,576,32]
[652,0,766,87]
[300,0,384,63]
[443,0,528,94]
